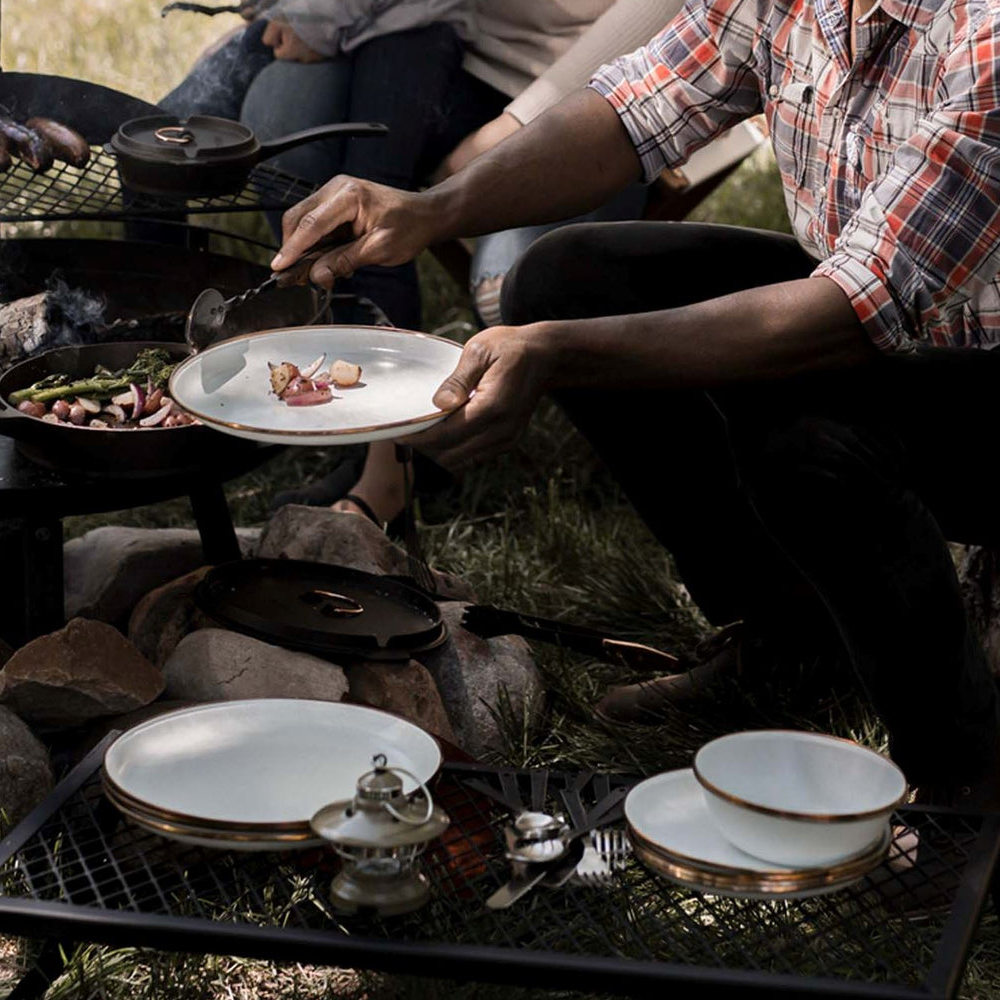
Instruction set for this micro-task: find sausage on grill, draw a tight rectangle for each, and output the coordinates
[0,117,55,173]
[26,117,90,168]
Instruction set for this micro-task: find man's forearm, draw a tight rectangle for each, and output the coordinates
[428,89,643,242]
[540,276,879,389]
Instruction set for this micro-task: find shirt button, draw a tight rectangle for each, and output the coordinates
[769,84,780,97]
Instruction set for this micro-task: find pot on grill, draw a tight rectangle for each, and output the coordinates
[108,115,388,197]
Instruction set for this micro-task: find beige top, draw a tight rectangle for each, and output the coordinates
[464,0,679,124]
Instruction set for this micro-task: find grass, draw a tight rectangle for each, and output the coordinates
[3,3,1000,997]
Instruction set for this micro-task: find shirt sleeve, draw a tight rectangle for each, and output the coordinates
[813,11,1000,352]
[588,0,763,183]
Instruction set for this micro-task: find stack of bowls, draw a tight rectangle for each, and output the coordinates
[625,730,908,898]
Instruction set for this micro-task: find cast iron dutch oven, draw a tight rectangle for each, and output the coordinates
[108,114,389,197]
[0,341,266,478]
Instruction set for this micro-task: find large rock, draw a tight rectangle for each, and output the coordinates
[128,566,218,668]
[257,506,475,602]
[163,628,348,703]
[65,526,260,626]
[0,618,164,728]
[345,661,456,742]
[0,706,53,829]
[418,603,545,758]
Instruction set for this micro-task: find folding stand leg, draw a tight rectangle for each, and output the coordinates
[189,482,241,565]
[8,938,72,1000]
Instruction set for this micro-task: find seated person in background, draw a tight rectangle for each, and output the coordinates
[269,0,1000,810]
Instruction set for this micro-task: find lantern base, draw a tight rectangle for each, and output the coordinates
[329,868,430,917]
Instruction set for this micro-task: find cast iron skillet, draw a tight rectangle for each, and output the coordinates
[195,559,448,662]
[0,342,265,479]
[108,114,389,197]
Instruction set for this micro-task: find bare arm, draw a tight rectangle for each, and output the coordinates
[271,90,641,284]
[406,277,877,471]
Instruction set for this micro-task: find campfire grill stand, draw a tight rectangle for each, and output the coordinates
[0,73,327,647]
[0,734,998,1000]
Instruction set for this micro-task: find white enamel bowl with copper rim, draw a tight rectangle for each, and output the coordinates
[102,700,441,834]
[693,730,907,868]
[168,325,464,446]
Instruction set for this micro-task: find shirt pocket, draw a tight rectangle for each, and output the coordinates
[765,76,815,188]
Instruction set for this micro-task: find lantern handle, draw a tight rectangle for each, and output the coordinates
[381,765,435,826]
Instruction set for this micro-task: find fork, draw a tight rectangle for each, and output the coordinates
[572,828,631,886]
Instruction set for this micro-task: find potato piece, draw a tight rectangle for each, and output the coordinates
[329,359,362,387]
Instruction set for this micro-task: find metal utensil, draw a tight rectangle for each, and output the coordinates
[185,226,355,349]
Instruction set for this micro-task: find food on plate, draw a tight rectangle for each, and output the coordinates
[268,354,362,407]
[7,348,198,429]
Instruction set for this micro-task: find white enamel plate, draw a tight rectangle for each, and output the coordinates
[169,325,464,445]
[103,699,442,828]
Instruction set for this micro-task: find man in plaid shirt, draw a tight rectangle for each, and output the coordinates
[273,0,1000,807]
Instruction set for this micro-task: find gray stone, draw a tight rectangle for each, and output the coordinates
[0,618,164,728]
[163,628,348,703]
[257,506,475,602]
[417,602,545,758]
[345,661,456,742]
[128,566,217,668]
[65,526,260,626]
[0,706,52,829]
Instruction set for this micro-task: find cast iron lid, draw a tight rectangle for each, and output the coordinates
[195,559,447,660]
[111,114,259,162]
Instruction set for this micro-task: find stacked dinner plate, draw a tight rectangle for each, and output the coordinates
[102,700,441,851]
[625,732,908,899]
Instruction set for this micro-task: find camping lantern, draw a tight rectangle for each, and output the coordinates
[310,754,450,916]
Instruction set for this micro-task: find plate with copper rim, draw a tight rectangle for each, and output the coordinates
[104,785,324,852]
[625,769,890,883]
[168,325,464,446]
[630,827,891,899]
[103,700,441,830]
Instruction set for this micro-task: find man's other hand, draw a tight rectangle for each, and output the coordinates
[262,18,324,62]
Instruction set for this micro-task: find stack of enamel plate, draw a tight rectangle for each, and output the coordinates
[102,700,441,851]
[625,731,908,899]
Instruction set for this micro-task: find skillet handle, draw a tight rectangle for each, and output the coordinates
[257,122,389,160]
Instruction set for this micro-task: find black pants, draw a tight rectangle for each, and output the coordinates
[502,221,1000,786]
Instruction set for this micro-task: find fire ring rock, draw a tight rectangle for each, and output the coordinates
[163,628,349,703]
[0,618,165,729]
[0,706,53,830]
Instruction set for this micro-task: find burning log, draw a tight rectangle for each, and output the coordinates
[0,291,61,371]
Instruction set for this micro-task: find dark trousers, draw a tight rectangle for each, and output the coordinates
[502,220,1000,786]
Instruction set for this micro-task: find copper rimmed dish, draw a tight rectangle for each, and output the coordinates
[693,730,907,868]
[168,325,464,446]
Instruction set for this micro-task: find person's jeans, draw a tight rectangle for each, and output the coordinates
[470,184,649,327]
[241,26,506,330]
[502,220,1000,788]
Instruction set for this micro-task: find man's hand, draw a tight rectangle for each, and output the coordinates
[400,324,556,472]
[262,18,324,62]
[271,177,444,287]
[431,113,522,184]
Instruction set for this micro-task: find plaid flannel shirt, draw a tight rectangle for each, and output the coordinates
[589,0,1000,351]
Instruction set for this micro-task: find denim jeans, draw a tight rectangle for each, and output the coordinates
[503,220,1000,788]
[241,26,505,330]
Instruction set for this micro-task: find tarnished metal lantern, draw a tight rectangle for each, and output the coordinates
[310,754,450,916]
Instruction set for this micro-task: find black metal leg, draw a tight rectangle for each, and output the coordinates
[8,938,72,1000]
[189,482,241,565]
[0,517,64,647]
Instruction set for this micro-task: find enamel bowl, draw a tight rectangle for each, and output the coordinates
[693,730,907,868]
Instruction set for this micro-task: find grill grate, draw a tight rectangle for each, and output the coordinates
[0,738,997,999]
[0,147,316,223]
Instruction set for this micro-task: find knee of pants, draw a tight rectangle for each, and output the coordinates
[737,414,892,503]
[500,223,611,326]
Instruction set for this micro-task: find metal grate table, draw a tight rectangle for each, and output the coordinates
[0,148,316,223]
[0,736,997,999]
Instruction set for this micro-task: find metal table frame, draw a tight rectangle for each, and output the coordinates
[1,736,998,1000]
